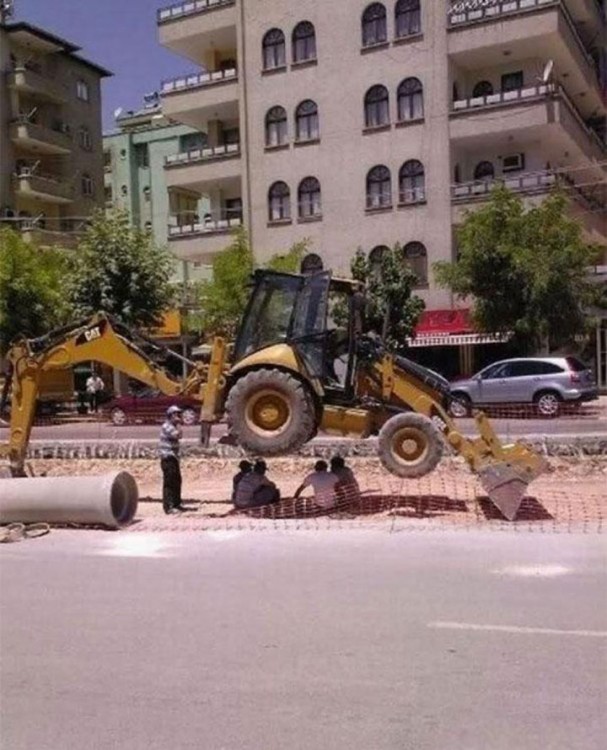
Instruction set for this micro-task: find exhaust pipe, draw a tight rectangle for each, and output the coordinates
[0,472,138,529]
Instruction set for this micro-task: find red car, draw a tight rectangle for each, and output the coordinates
[105,388,200,426]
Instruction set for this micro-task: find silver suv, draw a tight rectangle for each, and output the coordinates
[450,357,598,417]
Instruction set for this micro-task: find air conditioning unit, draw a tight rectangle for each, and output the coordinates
[502,153,525,172]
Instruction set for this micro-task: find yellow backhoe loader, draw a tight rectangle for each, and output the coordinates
[0,269,545,520]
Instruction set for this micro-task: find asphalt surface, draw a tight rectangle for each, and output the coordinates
[3,415,607,444]
[1,529,605,750]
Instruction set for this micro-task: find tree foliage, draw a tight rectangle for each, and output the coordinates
[195,229,308,339]
[346,245,425,353]
[0,228,70,354]
[434,187,601,353]
[68,210,175,329]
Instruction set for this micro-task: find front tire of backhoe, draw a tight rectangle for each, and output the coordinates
[378,413,443,478]
[226,369,316,455]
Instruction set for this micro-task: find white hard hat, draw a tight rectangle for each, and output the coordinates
[167,405,183,417]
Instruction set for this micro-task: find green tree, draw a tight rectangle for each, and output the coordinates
[194,229,308,339]
[68,210,175,329]
[346,245,425,352]
[434,187,601,353]
[0,228,70,355]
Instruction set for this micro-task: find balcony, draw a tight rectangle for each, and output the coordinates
[9,117,72,155]
[448,0,604,114]
[451,171,558,202]
[157,0,237,63]
[7,66,67,104]
[450,84,605,164]
[160,68,239,128]
[13,169,74,204]
[165,143,241,190]
[168,213,242,263]
[16,217,88,248]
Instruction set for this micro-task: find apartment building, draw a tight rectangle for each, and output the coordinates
[156,0,607,379]
[0,20,110,246]
[103,96,208,284]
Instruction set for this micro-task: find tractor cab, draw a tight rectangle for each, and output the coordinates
[233,269,364,398]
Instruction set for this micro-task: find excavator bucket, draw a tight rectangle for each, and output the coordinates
[477,449,548,521]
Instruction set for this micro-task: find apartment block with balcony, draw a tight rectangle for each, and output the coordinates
[0,21,110,246]
[103,96,209,283]
[157,0,606,379]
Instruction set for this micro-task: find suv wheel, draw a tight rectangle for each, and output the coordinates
[534,391,561,417]
[110,407,127,426]
[449,393,471,418]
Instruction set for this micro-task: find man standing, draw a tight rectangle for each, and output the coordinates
[85,369,105,414]
[159,405,184,514]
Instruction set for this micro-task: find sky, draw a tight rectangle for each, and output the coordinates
[15,0,189,130]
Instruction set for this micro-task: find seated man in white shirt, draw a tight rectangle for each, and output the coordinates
[294,460,339,511]
[233,459,280,509]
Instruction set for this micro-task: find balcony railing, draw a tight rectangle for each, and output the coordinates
[451,171,557,200]
[448,0,601,84]
[160,67,237,95]
[399,187,426,205]
[452,82,554,111]
[168,214,242,238]
[157,0,235,24]
[165,142,240,166]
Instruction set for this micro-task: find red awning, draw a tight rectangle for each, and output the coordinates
[415,309,472,337]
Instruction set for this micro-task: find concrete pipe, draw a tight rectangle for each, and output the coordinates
[0,472,138,530]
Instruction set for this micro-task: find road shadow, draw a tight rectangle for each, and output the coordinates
[476,495,553,522]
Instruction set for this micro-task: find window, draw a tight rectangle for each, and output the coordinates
[292,21,316,63]
[474,161,495,181]
[403,241,427,285]
[81,173,94,197]
[395,0,421,38]
[103,150,112,168]
[143,185,151,201]
[78,127,92,150]
[76,80,90,102]
[301,253,323,273]
[121,184,128,196]
[104,185,113,204]
[225,198,243,221]
[295,100,319,141]
[364,85,390,128]
[369,245,389,277]
[501,71,523,92]
[135,144,149,168]
[144,221,153,233]
[399,160,425,203]
[298,177,322,218]
[366,165,392,209]
[397,77,424,121]
[362,3,387,47]
[472,80,493,98]
[268,181,291,221]
[263,28,286,70]
[179,132,205,152]
[265,106,288,146]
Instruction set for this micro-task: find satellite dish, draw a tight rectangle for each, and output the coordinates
[113,107,124,120]
[540,60,554,84]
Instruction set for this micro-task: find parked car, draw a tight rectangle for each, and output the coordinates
[449,357,598,417]
[104,388,200,426]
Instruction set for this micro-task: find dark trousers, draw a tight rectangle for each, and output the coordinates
[161,456,182,512]
[88,392,100,413]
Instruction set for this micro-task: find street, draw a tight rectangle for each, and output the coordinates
[0,528,605,750]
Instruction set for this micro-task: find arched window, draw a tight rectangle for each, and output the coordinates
[295,99,319,141]
[474,161,495,181]
[362,3,387,47]
[298,176,322,218]
[369,245,390,277]
[265,106,288,146]
[81,173,94,197]
[366,165,392,209]
[301,253,324,273]
[292,21,316,63]
[403,241,428,286]
[397,77,424,121]
[472,80,493,98]
[364,85,390,128]
[262,28,286,70]
[268,181,291,221]
[399,160,425,204]
[395,0,421,38]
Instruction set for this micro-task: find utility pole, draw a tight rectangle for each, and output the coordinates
[0,0,15,23]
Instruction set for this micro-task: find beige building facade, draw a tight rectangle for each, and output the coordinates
[0,21,109,246]
[157,0,606,310]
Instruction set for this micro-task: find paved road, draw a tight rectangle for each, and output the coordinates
[1,415,607,444]
[1,529,605,750]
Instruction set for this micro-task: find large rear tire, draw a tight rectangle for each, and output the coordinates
[378,412,443,478]
[225,369,316,455]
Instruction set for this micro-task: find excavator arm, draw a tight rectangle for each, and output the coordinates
[0,314,227,476]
